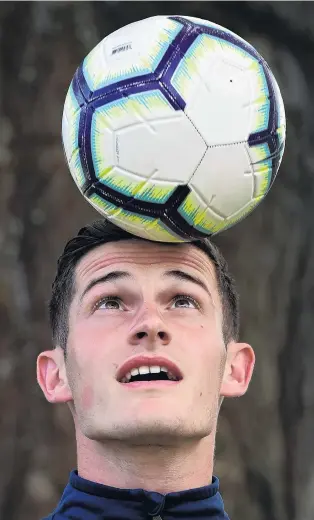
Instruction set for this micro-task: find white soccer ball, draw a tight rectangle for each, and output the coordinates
[62,15,286,242]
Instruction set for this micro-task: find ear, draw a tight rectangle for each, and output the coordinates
[220,341,255,398]
[37,347,73,403]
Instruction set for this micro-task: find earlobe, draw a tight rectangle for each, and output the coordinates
[220,342,255,398]
[37,347,72,404]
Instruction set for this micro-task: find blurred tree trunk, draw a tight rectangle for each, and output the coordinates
[0,2,314,520]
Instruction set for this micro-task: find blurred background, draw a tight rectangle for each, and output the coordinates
[0,2,313,519]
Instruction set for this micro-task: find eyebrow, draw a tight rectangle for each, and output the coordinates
[79,271,131,303]
[163,269,211,296]
[79,268,211,303]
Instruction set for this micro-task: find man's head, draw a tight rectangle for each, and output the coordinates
[49,220,240,352]
[37,220,254,445]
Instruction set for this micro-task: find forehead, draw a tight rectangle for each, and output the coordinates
[75,240,218,289]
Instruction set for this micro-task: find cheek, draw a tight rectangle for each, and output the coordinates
[66,322,120,403]
[68,318,118,363]
[185,323,225,374]
[181,316,224,348]
[80,384,95,412]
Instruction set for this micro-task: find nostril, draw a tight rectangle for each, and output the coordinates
[158,331,166,340]
[136,331,147,339]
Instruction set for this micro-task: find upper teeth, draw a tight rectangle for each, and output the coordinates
[121,365,177,383]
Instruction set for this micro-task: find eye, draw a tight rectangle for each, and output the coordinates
[171,295,199,309]
[95,296,123,311]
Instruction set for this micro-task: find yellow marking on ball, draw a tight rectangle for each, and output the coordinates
[70,149,86,189]
[98,167,113,180]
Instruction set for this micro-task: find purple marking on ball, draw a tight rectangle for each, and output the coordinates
[72,71,87,107]
[77,65,93,102]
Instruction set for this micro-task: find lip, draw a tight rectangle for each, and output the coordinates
[116,355,183,382]
[121,380,181,389]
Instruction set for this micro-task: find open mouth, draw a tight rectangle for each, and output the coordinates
[120,367,180,384]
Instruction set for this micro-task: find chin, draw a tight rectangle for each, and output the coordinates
[85,417,211,445]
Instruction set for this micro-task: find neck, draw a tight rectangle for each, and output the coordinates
[76,433,215,494]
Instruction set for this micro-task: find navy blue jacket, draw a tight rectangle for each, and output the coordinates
[42,470,230,519]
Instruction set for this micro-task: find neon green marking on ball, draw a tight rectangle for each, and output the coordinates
[256,171,271,197]
[178,192,221,234]
[63,83,81,160]
[249,142,272,197]
[130,90,173,114]
[65,84,80,117]
[171,35,217,97]
[89,194,183,242]
[70,149,85,189]
[253,163,272,197]
[93,98,132,128]
[100,171,146,198]
[218,38,255,68]
[116,210,153,225]
[98,169,175,203]
[277,124,286,148]
[114,213,182,243]
[93,109,111,130]
[145,220,184,243]
[249,61,269,98]
[110,207,158,234]
[250,143,269,163]
[63,107,80,164]
[139,20,182,72]
[89,194,122,218]
[253,103,269,132]
[98,167,113,180]
[83,19,182,91]
[135,182,175,204]
[105,102,129,122]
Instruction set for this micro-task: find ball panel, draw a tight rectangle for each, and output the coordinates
[88,193,183,242]
[170,34,221,102]
[177,188,263,236]
[190,143,254,217]
[271,70,286,156]
[91,89,185,182]
[247,60,270,134]
[248,143,272,197]
[96,166,177,203]
[253,169,272,199]
[82,17,182,92]
[127,90,178,122]
[117,111,206,182]
[91,122,114,181]
[174,15,261,61]
[184,66,251,146]
[177,190,224,235]
[171,33,269,146]
[135,176,177,203]
[62,84,86,190]
[62,83,81,165]
[88,192,122,220]
[92,96,146,133]
[68,149,86,190]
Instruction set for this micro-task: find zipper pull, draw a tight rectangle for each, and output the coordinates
[152,516,163,520]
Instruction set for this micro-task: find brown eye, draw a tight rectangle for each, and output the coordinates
[96,297,122,310]
[171,295,199,309]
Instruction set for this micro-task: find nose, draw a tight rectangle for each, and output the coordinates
[128,306,172,347]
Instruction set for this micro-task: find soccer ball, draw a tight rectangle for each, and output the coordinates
[62,15,286,242]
